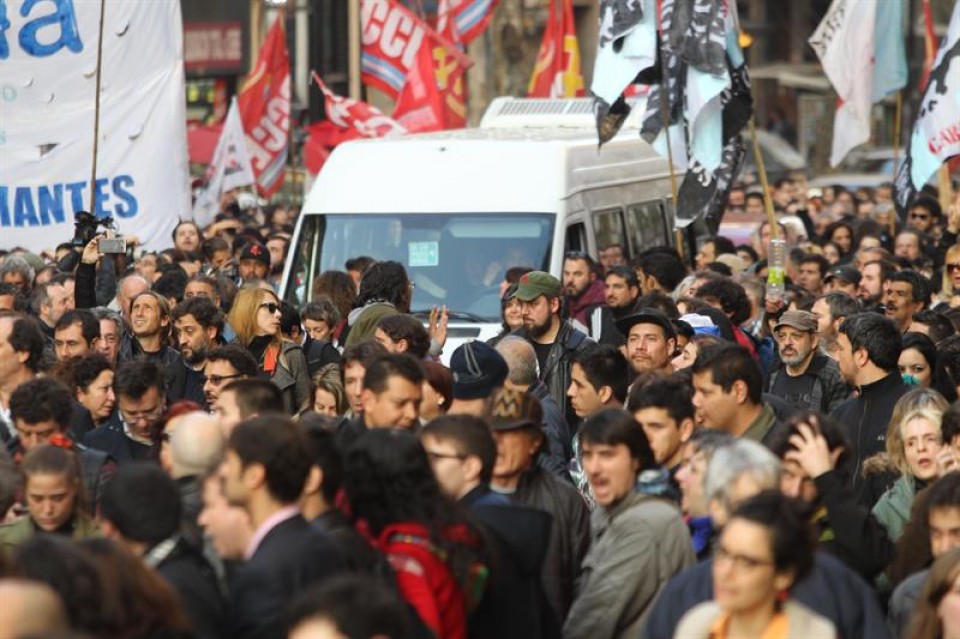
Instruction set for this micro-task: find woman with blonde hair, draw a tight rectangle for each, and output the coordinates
[0,444,99,555]
[227,286,311,414]
[873,388,950,542]
[308,363,347,417]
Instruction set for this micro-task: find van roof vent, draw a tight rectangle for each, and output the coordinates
[479,97,645,130]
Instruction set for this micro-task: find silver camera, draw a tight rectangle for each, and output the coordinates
[98,237,127,254]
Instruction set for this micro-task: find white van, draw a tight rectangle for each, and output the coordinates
[281,97,695,354]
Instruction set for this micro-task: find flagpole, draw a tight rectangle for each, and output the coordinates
[748,118,780,241]
[349,0,361,100]
[892,90,902,239]
[89,0,107,214]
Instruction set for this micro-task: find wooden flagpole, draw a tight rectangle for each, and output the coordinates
[748,118,779,240]
[891,90,902,238]
[88,0,107,213]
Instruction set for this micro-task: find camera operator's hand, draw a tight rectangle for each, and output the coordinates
[81,237,102,265]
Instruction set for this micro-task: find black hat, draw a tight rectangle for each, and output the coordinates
[615,308,677,340]
[824,265,861,287]
[239,242,270,267]
[450,341,508,400]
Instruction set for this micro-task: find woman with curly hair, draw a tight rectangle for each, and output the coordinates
[227,286,310,414]
[343,429,486,639]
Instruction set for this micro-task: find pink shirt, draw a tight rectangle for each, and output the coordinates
[244,505,300,560]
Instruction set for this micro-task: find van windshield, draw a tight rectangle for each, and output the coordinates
[283,213,555,321]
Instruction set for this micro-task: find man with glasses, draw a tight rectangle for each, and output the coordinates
[83,359,166,465]
[906,195,941,235]
[202,345,259,409]
[9,377,115,505]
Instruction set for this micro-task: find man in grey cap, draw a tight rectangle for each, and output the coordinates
[511,271,592,425]
[766,309,849,413]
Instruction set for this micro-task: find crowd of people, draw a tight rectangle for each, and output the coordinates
[2,179,960,638]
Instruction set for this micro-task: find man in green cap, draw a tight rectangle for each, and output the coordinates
[511,270,592,425]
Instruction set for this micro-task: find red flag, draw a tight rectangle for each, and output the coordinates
[436,0,468,128]
[444,0,498,44]
[921,0,938,90]
[527,0,584,98]
[313,72,407,138]
[238,16,290,197]
[361,0,471,99]
[392,42,446,133]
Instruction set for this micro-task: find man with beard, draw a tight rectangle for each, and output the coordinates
[766,311,849,414]
[562,252,606,326]
[617,309,677,378]
[512,271,592,425]
[584,266,640,347]
[171,297,224,408]
[883,270,930,333]
[858,260,897,309]
[810,292,860,360]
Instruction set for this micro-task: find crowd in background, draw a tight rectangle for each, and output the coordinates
[3,178,960,638]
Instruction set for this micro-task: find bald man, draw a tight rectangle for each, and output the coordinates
[0,579,69,639]
[166,411,225,547]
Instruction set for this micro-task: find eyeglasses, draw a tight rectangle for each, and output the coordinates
[258,302,280,314]
[910,213,930,220]
[201,373,244,386]
[120,404,164,424]
[947,263,960,274]
[714,545,774,570]
[425,451,466,462]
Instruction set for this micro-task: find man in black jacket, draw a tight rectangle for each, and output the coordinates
[486,387,590,625]
[220,414,345,639]
[100,463,227,639]
[829,312,908,491]
[510,271,592,425]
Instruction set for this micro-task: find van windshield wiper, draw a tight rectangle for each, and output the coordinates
[411,309,491,323]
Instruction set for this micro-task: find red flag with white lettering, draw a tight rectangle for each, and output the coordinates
[527,0,583,98]
[313,72,408,138]
[238,16,290,197]
[392,41,446,133]
[361,0,472,100]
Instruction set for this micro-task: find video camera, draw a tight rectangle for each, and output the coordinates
[71,211,125,254]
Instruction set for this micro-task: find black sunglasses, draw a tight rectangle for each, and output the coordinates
[259,302,280,314]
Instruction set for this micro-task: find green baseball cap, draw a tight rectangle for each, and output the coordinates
[513,271,562,302]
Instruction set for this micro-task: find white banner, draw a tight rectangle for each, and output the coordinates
[0,1,189,252]
[809,0,878,167]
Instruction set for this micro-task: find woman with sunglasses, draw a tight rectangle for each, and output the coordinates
[227,287,311,415]
[674,491,836,638]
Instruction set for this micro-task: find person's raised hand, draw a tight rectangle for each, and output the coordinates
[81,237,101,265]
[428,306,449,348]
[785,419,836,480]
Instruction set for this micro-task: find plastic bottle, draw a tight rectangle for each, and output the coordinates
[766,237,786,304]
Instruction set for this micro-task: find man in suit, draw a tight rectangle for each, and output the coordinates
[219,414,345,639]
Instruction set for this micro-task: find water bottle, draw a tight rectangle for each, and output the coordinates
[766,237,786,304]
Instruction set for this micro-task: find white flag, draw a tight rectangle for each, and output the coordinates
[191,98,256,227]
[809,0,878,167]
[896,1,960,208]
